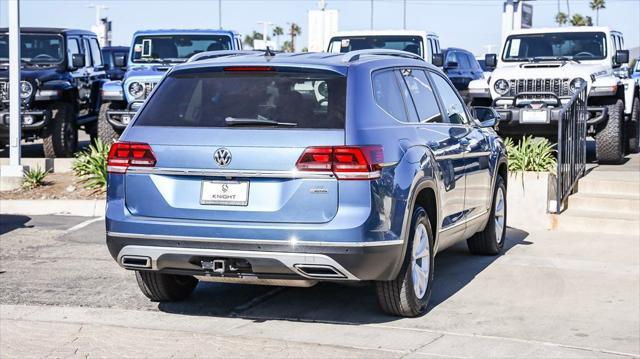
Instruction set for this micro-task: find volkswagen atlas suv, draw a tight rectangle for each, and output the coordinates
[106,49,508,317]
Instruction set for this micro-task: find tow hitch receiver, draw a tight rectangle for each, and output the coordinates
[201,259,226,274]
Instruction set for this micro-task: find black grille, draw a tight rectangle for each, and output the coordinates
[0,81,8,102]
[508,78,570,97]
[143,82,156,99]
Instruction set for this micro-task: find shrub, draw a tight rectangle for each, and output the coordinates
[73,139,109,190]
[504,136,556,173]
[23,166,49,189]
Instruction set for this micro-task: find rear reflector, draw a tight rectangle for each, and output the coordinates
[107,142,156,173]
[296,146,383,180]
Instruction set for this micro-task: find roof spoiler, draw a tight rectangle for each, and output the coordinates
[341,49,424,63]
[187,50,262,63]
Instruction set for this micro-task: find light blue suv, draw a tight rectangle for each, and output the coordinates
[106,49,508,317]
[98,29,243,141]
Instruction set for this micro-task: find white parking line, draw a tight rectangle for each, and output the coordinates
[67,217,103,233]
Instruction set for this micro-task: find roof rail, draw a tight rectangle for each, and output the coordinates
[187,50,261,63]
[342,49,424,63]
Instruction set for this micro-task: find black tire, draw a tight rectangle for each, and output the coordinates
[42,102,78,158]
[376,207,435,317]
[86,119,98,145]
[467,175,506,255]
[626,96,640,154]
[97,102,122,144]
[135,271,198,302]
[595,99,625,164]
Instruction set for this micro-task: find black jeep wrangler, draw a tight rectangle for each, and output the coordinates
[0,28,106,157]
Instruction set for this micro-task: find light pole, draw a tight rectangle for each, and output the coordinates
[370,0,374,30]
[88,4,108,25]
[403,0,407,30]
[218,0,222,29]
[1,0,25,191]
[257,21,273,45]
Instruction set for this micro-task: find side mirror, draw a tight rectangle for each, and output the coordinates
[71,54,85,69]
[472,106,500,129]
[114,54,126,68]
[432,53,444,67]
[485,53,497,69]
[615,50,629,65]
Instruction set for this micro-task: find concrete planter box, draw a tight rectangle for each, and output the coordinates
[507,171,555,231]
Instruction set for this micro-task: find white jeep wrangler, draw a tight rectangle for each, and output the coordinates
[469,26,639,163]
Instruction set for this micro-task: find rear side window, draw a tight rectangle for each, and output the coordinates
[400,70,441,123]
[372,70,407,122]
[135,70,346,129]
[89,38,102,66]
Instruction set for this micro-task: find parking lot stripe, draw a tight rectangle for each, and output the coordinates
[66,217,103,233]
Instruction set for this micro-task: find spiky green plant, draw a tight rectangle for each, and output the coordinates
[505,136,557,173]
[72,139,109,190]
[23,166,50,189]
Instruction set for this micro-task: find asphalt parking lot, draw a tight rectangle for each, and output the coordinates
[1,214,638,358]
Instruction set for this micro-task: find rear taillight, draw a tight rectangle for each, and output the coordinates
[107,142,156,173]
[296,146,383,180]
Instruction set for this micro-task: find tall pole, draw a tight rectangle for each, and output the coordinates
[370,0,374,30]
[218,0,222,29]
[9,0,21,168]
[403,0,407,30]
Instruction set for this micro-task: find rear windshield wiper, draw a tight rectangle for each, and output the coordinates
[225,116,297,127]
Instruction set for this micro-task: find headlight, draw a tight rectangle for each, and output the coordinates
[494,79,510,96]
[570,78,586,94]
[19,81,33,99]
[128,82,144,98]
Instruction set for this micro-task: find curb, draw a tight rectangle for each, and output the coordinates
[0,158,74,173]
[0,199,105,217]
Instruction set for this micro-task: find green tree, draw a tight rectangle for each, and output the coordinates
[287,23,302,52]
[569,14,593,26]
[555,12,568,26]
[243,31,264,48]
[282,40,293,53]
[590,0,606,25]
[272,26,284,49]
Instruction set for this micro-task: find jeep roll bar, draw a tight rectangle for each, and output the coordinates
[341,49,424,63]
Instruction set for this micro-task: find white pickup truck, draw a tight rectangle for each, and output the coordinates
[469,26,639,163]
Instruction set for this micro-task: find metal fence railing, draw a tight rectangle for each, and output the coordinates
[553,82,588,213]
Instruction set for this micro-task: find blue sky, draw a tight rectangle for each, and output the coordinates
[1,0,639,54]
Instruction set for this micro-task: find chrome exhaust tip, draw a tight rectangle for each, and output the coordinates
[121,255,151,269]
[294,264,346,279]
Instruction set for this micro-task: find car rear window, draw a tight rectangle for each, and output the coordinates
[134,69,347,129]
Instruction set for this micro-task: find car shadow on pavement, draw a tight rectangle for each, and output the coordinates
[0,214,33,235]
[158,228,530,324]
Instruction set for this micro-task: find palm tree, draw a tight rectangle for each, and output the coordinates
[272,26,284,49]
[243,31,264,49]
[287,23,302,52]
[555,12,568,26]
[590,0,606,25]
[570,14,589,26]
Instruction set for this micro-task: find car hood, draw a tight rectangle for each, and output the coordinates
[124,64,174,81]
[492,61,611,82]
[0,65,64,84]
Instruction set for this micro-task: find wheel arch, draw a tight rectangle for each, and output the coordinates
[389,160,442,279]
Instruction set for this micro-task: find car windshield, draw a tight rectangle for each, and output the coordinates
[327,35,423,57]
[134,69,346,129]
[0,33,64,64]
[502,32,607,61]
[131,34,232,63]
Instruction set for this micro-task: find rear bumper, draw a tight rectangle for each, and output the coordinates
[107,232,404,282]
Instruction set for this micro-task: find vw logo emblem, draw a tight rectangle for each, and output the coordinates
[214,148,232,167]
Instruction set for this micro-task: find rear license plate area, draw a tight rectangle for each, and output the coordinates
[200,180,249,206]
